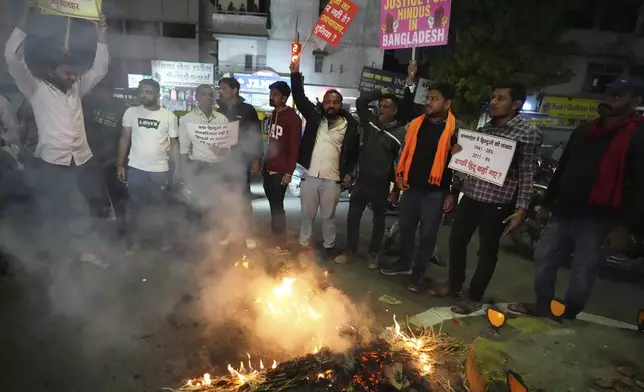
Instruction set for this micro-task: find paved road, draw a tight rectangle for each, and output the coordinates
[0,182,642,391]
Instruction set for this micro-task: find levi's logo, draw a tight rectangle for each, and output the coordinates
[138,118,160,129]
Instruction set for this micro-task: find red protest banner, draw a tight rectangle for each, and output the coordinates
[312,0,359,47]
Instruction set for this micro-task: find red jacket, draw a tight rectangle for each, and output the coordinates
[264,106,302,174]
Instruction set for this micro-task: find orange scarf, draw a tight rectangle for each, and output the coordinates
[396,111,457,186]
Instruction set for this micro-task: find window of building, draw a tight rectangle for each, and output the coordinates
[162,23,197,39]
[582,62,625,93]
[314,55,324,73]
[125,20,160,37]
[245,54,253,71]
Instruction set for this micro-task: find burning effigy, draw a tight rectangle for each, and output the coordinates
[166,255,466,392]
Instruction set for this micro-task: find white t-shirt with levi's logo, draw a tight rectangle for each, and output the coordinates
[123,105,178,172]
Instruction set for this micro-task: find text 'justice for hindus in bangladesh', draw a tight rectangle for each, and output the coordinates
[380,0,451,49]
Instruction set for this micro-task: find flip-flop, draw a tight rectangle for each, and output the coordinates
[506,303,549,317]
[451,299,482,315]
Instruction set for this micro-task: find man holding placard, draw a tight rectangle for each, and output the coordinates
[4,0,109,264]
[177,84,233,233]
[380,83,460,287]
[117,79,179,255]
[442,83,542,315]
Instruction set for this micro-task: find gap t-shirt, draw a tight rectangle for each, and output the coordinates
[123,105,178,172]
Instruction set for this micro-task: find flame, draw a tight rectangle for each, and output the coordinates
[259,359,264,370]
[389,315,434,376]
[272,360,277,369]
[227,364,247,384]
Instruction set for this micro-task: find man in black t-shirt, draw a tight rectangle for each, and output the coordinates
[83,79,129,231]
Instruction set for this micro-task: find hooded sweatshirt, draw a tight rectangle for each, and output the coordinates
[264,106,302,174]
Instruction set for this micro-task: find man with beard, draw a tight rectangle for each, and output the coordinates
[4,2,109,265]
[177,84,230,231]
[117,79,179,255]
[333,87,407,270]
[216,77,263,250]
[264,81,301,248]
[443,83,542,315]
[509,77,644,319]
[380,84,460,285]
[289,59,360,259]
[83,78,129,235]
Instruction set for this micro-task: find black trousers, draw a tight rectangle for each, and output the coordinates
[263,173,287,241]
[448,195,513,301]
[397,188,446,284]
[346,181,389,254]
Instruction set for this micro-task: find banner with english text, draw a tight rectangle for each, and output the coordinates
[380,0,451,50]
[39,0,102,20]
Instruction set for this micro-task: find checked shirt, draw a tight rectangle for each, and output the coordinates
[461,115,543,210]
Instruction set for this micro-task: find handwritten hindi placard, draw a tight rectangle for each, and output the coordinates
[312,0,359,48]
[187,121,239,148]
[448,130,517,187]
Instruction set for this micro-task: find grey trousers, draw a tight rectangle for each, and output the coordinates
[299,176,341,248]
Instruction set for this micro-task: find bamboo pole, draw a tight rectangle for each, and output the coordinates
[64,16,71,53]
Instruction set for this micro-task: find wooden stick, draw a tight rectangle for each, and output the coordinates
[411,46,416,60]
[300,31,314,55]
[64,16,71,53]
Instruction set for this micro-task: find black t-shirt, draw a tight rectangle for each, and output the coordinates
[83,97,129,162]
[407,118,455,192]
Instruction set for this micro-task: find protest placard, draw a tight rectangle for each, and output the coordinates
[187,121,239,148]
[312,0,359,48]
[448,130,517,187]
[39,0,102,20]
[358,67,408,100]
[380,0,452,50]
[413,77,432,104]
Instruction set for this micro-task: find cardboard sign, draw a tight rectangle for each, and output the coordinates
[448,130,517,187]
[312,0,359,48]
[187,121,239,148]
[151,61,214,89]
[39,0,102,20]
[358,67,408,100]
[380,0,452,50]
[413,77,432,104]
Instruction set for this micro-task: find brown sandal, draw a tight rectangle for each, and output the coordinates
[408,284,421,293]
[451,299,482,315]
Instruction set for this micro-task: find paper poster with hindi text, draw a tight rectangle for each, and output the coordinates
[312,0,359,48]
[448,130,517,187]
[39,0,102,20]
[187,121,239,149]
[380,0,451,50]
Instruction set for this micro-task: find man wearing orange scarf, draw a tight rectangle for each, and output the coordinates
[380,83,460,288]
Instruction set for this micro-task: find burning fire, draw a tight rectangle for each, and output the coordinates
[388,315,433,376]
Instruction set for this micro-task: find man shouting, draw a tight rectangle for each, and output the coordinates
[289,59,360,259]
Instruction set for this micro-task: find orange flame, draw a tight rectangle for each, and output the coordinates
[389,315,433,376]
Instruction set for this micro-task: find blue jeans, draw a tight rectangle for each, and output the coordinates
[534,215,610,317]
[126,167,169,244]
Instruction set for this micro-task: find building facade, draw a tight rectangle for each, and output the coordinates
[202,0,384,89]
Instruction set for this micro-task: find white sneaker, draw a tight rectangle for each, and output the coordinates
[80,253,109,269]
[245,238,257,250]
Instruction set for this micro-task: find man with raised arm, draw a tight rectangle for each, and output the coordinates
[4,0,109,264]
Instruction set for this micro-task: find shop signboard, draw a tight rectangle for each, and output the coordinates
[151,61,214,88]
[358,67,407,100]
[313,0,359,48]
[234,73,291,94]
[128,74,152,88]
[539,96,600,120]
[380,0,452,50]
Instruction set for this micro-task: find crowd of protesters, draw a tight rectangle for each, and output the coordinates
[1,0,643,319]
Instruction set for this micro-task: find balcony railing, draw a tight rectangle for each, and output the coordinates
[204,1,269,36]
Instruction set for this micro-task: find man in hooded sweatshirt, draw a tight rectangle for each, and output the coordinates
[263,81,302,247]
[509,77,644,319]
